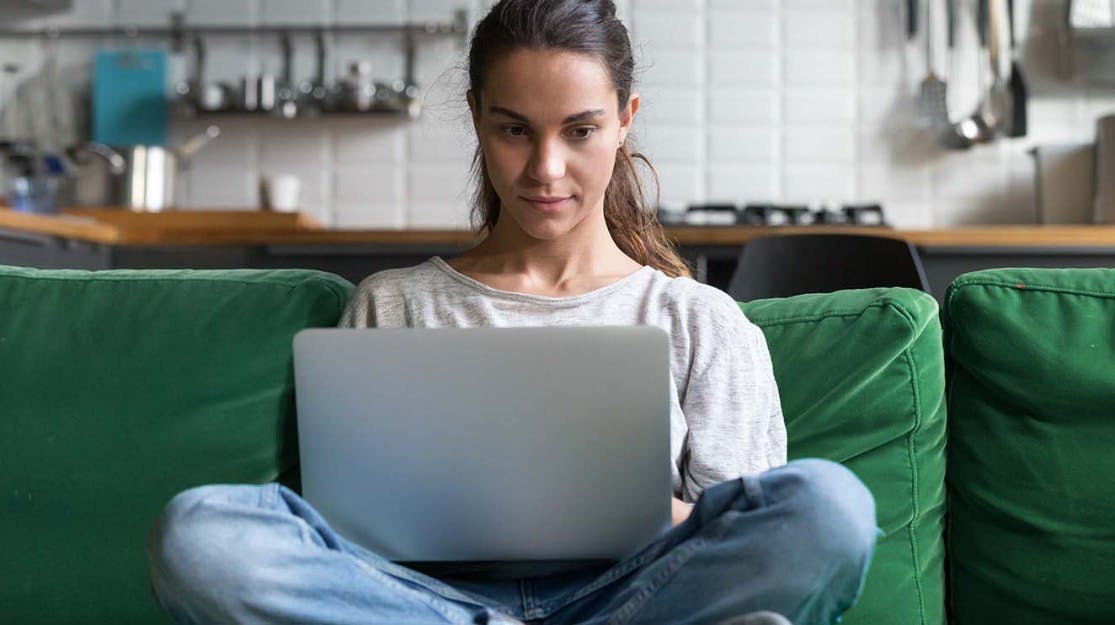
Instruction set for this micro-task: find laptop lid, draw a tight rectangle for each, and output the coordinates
[292,326,672,564]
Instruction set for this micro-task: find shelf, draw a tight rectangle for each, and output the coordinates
[0,10,470,45]
[0,9,470,123]
[172,105,421,121]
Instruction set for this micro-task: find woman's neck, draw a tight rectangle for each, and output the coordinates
[448,217,643,296]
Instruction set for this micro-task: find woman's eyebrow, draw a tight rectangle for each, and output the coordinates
[488,106,605,124]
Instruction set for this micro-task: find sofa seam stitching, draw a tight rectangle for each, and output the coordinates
[2,273,307,289]
[1,269,351,292]
[286,275,352,313]
[903,349,930,625]
[748,301,897,328]
[886,301,931,625]
[948,279,1115,300]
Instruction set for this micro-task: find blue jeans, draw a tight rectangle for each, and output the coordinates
[147,459,877,625]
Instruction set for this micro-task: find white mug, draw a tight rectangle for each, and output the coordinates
[260,174,302,212]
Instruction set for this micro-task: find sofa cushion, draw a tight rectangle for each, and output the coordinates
[943,268,1115,625]
[0,266,352,625]
[743,288,946,625]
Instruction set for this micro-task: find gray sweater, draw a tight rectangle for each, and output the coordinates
[338,256,787,503]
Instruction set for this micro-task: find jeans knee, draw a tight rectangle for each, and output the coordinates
[770,459,878,572]
[147,484,273,606]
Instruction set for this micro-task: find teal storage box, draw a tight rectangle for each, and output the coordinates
[0,266,352,624]
[744,288,947,625]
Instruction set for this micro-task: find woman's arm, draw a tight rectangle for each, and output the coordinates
[678,301,787,502]
[672,496,694,526]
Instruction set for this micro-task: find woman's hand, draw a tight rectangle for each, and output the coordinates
[671,496,694,526]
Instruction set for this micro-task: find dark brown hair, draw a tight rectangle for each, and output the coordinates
[466,0,692,278]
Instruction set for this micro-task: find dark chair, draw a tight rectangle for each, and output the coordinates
[725,233,932,302]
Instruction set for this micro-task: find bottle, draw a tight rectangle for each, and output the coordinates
[344,61,375,112]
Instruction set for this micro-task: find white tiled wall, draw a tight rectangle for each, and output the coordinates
[2,0,1112,228]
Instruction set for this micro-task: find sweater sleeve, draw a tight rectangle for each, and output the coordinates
[678,299,787,502]
[337,277,376,328]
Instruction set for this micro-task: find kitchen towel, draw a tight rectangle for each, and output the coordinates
[93,49,167,146]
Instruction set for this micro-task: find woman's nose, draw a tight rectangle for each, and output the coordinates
[527,137,566,183]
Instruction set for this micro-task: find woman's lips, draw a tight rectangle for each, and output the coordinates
[523,196,571,212]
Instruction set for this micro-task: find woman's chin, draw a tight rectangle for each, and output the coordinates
[524,226,569,241]
[501,212,564,238]
[517,220,574,241]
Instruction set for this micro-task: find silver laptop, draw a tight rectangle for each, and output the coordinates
[292,326,672,570]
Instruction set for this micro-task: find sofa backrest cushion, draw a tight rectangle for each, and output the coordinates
[0,266,352,625]
[943,268,1115,625]
[743,288,947,625]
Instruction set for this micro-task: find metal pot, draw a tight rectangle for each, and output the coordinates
[58,141,126,207]
[71,125,219,211]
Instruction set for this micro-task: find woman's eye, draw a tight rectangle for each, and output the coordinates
[566,126,596,140]
[502,125,528,138]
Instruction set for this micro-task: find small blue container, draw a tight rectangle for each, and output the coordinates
[9,176,60,214]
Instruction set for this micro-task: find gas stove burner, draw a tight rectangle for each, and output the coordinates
[742,203,887,226]
[668,203,888,227]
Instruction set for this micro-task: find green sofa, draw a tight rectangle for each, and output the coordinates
[1,264,1112,624]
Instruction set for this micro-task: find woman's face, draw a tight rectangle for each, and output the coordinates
[469,48,638,241]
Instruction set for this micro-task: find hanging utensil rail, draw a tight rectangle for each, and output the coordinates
[0,10,470,49]
[0,9,468,117]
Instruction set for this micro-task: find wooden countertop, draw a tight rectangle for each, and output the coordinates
[4,207,1115,248]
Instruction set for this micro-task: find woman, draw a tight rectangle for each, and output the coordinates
[147,1,877,623]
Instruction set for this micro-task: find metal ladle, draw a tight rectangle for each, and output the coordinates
[939,0,972,149]
[946,0,997,147]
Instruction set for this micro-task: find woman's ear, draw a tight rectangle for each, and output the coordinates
[467,90,480,133]
[619,92,640,143]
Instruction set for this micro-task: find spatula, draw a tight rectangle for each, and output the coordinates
[917,0,950,129]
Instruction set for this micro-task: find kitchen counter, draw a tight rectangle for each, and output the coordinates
[4,207,1115,248]
[4,207,1115,302]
